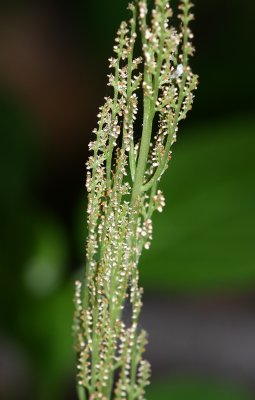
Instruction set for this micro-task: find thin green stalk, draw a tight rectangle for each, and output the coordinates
[106,30,125,189]
[77,385,86,400]
[131,96,153,203]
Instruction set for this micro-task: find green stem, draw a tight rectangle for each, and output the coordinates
[131,95,153,203]
[77,386,86,400]
[83,108,107,309]
[90,304,100,392]
[106,31,125,189]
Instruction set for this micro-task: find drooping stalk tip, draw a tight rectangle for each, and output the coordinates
[73,1,197,399]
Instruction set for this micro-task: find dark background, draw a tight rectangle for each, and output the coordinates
[0,1,255,399]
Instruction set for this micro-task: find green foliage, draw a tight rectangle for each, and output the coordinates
[147,378,252,400]
[19,281,75,400]
[140,116,255,292]
[23,216,68,297]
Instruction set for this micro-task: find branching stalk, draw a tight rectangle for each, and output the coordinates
[73,1,198,399]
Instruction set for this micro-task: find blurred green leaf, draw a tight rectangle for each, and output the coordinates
[147,378,252,400]
[140,116,255,293]
[23,215,68,297]
[18,281,75,400]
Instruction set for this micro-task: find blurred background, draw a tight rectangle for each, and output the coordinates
[0,0,255,399]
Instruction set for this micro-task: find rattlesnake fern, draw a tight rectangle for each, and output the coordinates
[74,1,197,398]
